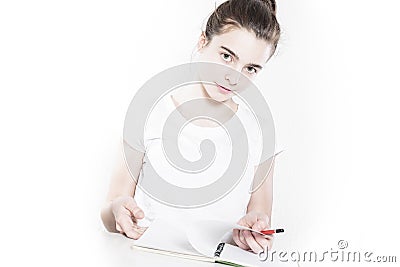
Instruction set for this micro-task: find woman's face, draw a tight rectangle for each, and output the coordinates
[196,27,273,102]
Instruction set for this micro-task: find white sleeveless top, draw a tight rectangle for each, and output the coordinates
[133,93,274,227]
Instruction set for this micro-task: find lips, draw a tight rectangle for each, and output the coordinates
[216,83,232,94]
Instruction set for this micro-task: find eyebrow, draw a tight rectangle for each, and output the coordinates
[220,46,264,70]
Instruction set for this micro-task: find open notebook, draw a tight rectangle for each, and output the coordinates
[130,217,277,267]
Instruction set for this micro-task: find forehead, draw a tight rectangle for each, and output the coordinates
[208,27,272,64]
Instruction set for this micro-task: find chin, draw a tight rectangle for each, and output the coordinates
[204,84,232,102]
[207,91,231,103]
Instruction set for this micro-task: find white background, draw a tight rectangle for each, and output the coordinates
[1,0,399,266]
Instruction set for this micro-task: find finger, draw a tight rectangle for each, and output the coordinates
[253,214,270,231]
[232,229,250,250]
[265,234,274,250]
[253,232,272,252]
[124,199,144,219]
[132,224,148,234]
[117,215,142,240]
[239,230,246,245]
[237,230,251,250]
[125,228,144,240]
[243,230,263,254]
[240,230,252,251]
[116,222,123,233]
[260,233,274,251]
[253,219,267,231]
[127,220,148,238]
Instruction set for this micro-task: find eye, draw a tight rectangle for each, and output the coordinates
[246,66,257,75]
[221,53,233,63]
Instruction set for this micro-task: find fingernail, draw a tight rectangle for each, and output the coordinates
[136,211,144,217]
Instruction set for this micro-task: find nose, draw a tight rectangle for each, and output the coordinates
[225,67,241,85]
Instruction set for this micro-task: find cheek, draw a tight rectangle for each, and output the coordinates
[202,83,233,102]
[202,82,216,94]
[198,49,220,63]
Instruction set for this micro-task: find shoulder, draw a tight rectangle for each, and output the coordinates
[233,95,284,161]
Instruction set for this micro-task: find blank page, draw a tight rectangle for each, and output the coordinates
[132,217,203,257]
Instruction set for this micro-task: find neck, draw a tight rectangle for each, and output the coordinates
[170,83,238,128]
[172,83,237,111]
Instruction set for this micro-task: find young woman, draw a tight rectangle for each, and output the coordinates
[101,0,281,254]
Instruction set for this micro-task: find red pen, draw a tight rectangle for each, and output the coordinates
[260,228,284,235]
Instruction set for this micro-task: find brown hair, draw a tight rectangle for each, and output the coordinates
[204,0,280,60]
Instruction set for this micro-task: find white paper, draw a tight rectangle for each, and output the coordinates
[185,219,271,257]
[132,217,202,256]
[185,219,236,257]
[133,217,280,267]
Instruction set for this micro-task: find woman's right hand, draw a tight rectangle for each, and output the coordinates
[111,196,147,239]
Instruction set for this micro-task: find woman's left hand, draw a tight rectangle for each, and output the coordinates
[232,211,274,254]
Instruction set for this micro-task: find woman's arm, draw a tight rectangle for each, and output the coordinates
[100,138,145,238]
[247,155,275,222]
[232,155,276,253]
